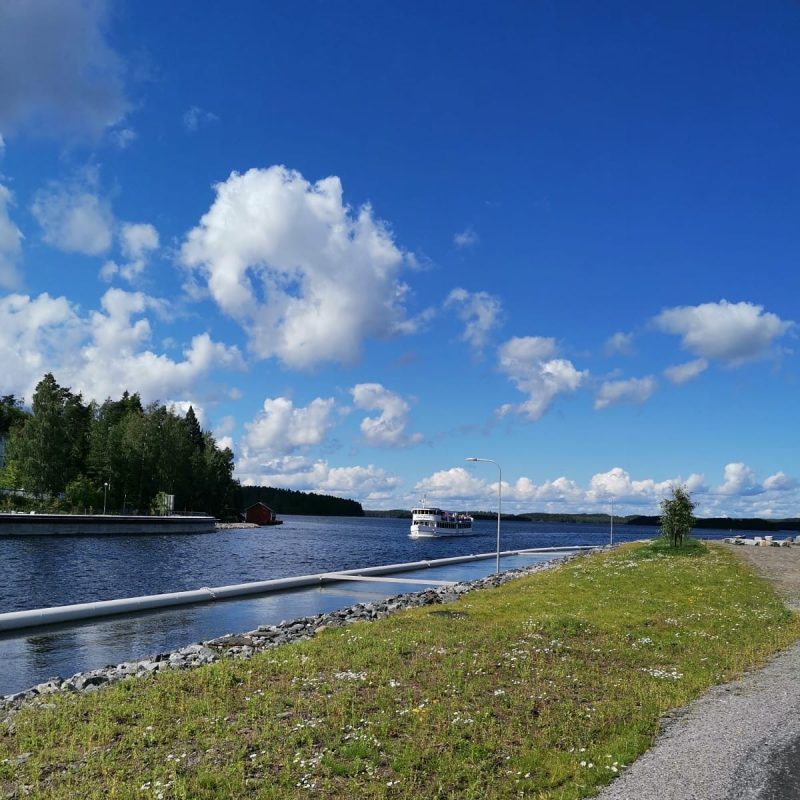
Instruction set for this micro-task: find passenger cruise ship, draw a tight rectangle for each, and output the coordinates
[409,502,474,538]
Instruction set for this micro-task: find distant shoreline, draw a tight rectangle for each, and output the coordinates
[364,509,800,533]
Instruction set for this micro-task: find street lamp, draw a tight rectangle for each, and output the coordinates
[103,482,109,515]
[466,457,502,573]
[610,497,614,546]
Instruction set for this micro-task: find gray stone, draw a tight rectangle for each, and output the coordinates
[73,673,108,691]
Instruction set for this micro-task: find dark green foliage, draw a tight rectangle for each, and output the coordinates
[238,485,364,517]
[660,484,696,547]
[2,374,239,518]
[6,374,89,496]
[0,394,28,437]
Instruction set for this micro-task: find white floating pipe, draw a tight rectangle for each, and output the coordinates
[0,546,596,633]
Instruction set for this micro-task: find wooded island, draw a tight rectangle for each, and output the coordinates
[0,374,363,519]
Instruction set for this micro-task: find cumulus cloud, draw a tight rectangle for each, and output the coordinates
[415,467,488,502]
[407,462,798,515]
[505,475,584,505]
[496,336,587,421]
[0,292,85,398]
[594,376,656,409]
[663,358,708,385]
[763,471,796,492]
[240,396,336,459]
[183,106,219,132]
[32,179,113,255]
[416,464,712,513]
[604,331,635,357]
[350,383,423,447]
[0,0,128,139]
[0,288,242,403]
[101,222,160,283]
[453,227,478,248]
[444,288,502,351]
[237,454,401,503]
[0,184,23,289]
[181,165,421,368]
[587,467,706,503]
[715,462,760,496]
[654,300,793,364]
[77,289,243,401]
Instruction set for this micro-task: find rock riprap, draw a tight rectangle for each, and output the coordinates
[1,553,583,721]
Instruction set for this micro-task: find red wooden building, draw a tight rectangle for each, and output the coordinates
[243,501,283,526]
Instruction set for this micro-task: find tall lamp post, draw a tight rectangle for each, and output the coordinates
[103,481,109,515]
[466,457,502,573]
[610,497,614,546]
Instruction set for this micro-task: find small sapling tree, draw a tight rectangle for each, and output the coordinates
[660,484,696,547]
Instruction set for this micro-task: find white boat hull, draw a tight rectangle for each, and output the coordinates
[409,502,475,538]
[408,525,473,539]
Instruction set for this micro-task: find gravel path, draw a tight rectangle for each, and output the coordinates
[596,544,800,800]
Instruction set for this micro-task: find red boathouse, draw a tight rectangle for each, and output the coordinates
[243,502,282,526]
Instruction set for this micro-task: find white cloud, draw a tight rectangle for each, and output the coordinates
[586,467,705,504]
[444,288,502,351]
[183,106,219,132]
[505,475,584,504]
[76,289,243,401]
[594,376,656,409]
[101,222,160,283]
[415,467,487,502]
[497,336,587,421]
[0,184,23,289]
[604,331,634,356]
[663,358,708,385]
[416,464,711,513]
[350,383,423,447]
[654,300,793,364]
[0,292,85,399]
[241,396,336,460]
[763,471,797,492]
[237,454,401,503]
[212,416,236,452]
[31,180,113,255]
[453,227,478,248]
[121,222,159,260]
[0,133,5,157]
[399,462,798,515]
[181,165,419,368]
[0,288,242,404]
[715,462,760,496]
[166,401,205,425]
[0,0,128,139]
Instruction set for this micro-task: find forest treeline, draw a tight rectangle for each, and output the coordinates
[0,374,238,518]
[0,374,364,520]
[364,509,800,531]
[240,486,363,517]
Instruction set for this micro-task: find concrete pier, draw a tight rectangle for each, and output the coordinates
[0,512,217,536]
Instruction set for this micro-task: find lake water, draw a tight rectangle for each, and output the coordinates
[0,516,738,695]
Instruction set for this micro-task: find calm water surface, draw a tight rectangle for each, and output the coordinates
[0,516,740,694]
[0,515,670,612]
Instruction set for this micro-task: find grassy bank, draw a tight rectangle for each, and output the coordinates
[2,541,799,799]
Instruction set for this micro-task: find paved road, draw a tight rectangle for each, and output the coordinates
[596,544,800,800]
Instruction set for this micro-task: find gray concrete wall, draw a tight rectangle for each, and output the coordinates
[0,513,217,535]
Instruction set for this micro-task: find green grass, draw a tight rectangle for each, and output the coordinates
[2,541,798,799]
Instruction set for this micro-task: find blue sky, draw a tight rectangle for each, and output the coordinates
[0,1,798,517]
